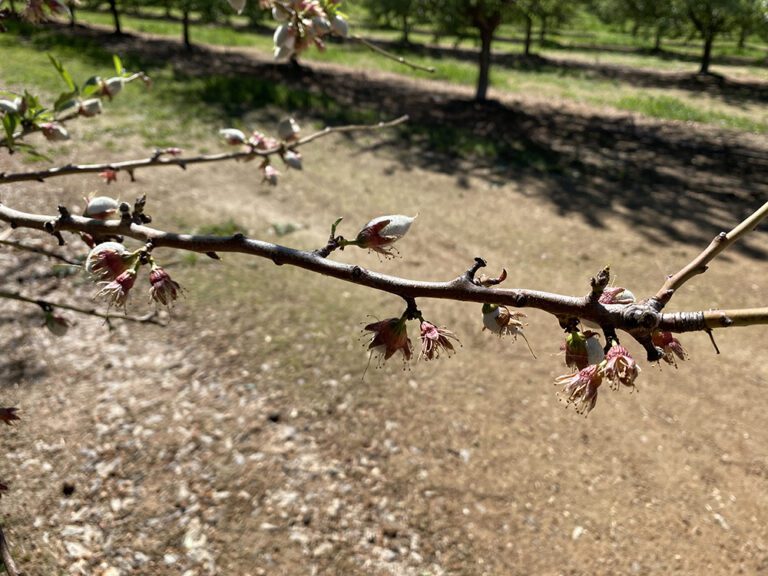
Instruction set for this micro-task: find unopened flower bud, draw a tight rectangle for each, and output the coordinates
[84,196,119,219]
[100,76,124,99]
[228,0,246,14]
[312,15,331,34]
[274,24,296,49]
[331,14,348,37]
[219,128,247,146]
[79,98,103,117]
[263,164,279,185]
[277,117,300,141]
[0,99,18,114]
[41,122,69,142]
[355,214,415,255]
[272,5,288,21]
[282,150,302,170]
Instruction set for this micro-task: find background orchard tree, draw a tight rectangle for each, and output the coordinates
[427,0,517,101]
[591,0,682,52]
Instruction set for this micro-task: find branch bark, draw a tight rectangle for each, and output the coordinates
[0,116,409,185]
[0,202,764,354]
[653,200,768,308]
[0,526,21,576]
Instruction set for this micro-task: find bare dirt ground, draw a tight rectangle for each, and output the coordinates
[2,26,768,576]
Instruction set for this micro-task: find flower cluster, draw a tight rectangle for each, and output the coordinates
[83,225,183,310]
[219,117,304,185]
[227,0,349,60]
[556,334,640,415]
[364,316,459,368]
[22,0,70,22]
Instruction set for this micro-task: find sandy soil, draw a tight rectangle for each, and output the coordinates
[2,25,768,576]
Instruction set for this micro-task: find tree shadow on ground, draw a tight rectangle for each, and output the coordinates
[21,24,768,258]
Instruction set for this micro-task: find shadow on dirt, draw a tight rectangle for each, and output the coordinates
[17,22,768,256]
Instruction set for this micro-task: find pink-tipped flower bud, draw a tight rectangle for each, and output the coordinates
[355,214,415,255]
[85,242,130,280]
[282,150,302,170]
[79,98,103,117]
[149,265,183,307]
[41,122,69,142]
[263,164,279,185]
[219,128,247,146]
[84,195,119,219]
[277,117,301,141]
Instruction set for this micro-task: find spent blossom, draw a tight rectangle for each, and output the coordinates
[652,330,688,366]
[149,265,183,307]
[99,169,118,184]
[419,320,460,361]
[354,214,415,256]
[97,268,137,309]
[0,407,20,426]
[603,343,640,390]
[41,122,69,142]
[599,286,636,305]
[365,317,412,365]
[555,364,603,415]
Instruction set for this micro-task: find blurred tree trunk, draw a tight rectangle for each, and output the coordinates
[700,32,714,73]
[108,0,122,35]
[182,9,191,49]
[539,15,547,44]
[523,13,533,55]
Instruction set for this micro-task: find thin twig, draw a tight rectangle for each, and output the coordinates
[352,35,436,73]
[0,526,21,576]
[0,289,165,326]
[0,239,81,265]
[654,200,768,308]
[0,116,409,184]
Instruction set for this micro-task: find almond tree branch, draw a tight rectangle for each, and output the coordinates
[1,202,764,362]
[0,116,409,184]
[351,35,436,73]
[0,288,165,326]
[0,526,21,576]
[653,200,768,308]
[0,238,81,265]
